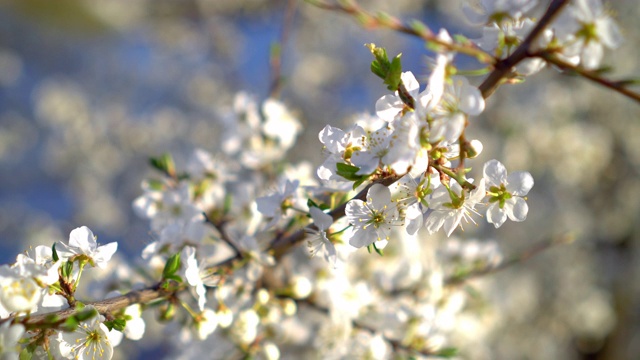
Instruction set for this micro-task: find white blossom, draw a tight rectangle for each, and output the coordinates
[56,226,117,269]
[345,184,403,248]
[56,309,115,360]
[483,159,533,228]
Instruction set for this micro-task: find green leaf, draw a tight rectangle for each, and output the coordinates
[75,307,98,322]
[19,347,34,360]
[104,318,127,332]
[365,43,403,91]
[61,316,79,332]
[384,54,403,91]
[149,153,176,177]
[146,179,165,191]
[437,347,459,358]
[307,198,319,210]
[352,177,367,190]
[51,243,59,262]
[336,163,363,181]
[162,252,181,279]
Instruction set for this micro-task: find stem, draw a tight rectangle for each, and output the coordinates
[536,51,640,104]
[10,283,170,330]
[445,233,574,286]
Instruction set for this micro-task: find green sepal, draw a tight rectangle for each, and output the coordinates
[372,242,384,256]
[51,243,59,262]
[61,261,74,279]
[162,253,181,279]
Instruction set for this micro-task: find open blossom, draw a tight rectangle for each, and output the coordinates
[56,308,118,360]
[553,0,623,69]
[345,184,403,248]
[483,159,534,228]
[56,226,117,269]
[194,308,218,340]
[306,207,337,266]
[476,18,552,75]
[256,179,301,228]
[0,251,61,314]
[425,179,486,236]
[430,76,484,145]
[463,0,538,25]
[317,124,367,182]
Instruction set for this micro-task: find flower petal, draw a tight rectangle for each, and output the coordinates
[507,171,534,196]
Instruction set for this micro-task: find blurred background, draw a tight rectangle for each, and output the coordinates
[0,0,639,359]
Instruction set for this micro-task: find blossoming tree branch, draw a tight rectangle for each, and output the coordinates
[1,0,638,359]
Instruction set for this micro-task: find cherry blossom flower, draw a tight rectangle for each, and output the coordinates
[554,0,623,69]
[306,207,337,266]
[345,184,403,248]
[425,179,487,236]
[463,0,538,25]
[195,308,218,340]
[56,308,118,360]
[317,124,367,182]
[483,159,534,228]
[56,226,117,269]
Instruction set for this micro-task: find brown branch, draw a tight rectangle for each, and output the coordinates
[13,283,169,329]
[307,0,494,62]
[536,51,640,104]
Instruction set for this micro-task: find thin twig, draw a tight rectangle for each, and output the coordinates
[307,0,493,62]
[269,0,298,98]
[536,51,640,103]
[445,234,575,286]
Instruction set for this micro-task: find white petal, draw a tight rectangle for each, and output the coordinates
[69,226,96,253]
[483,160,507,187]
[375,95,403,121]
[487,203,507,228]
[506,197,529,222]
[400,71,420,96]
[94,242,118,269]
[458,81,485,116]
[507,171,534,196]
[367,184,391,209]
[596,18,623,48]
[310,207,333,231]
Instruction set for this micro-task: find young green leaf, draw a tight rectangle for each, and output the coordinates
[162,252,181,279]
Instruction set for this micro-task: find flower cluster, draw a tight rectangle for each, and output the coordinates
[0,0,628,359]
